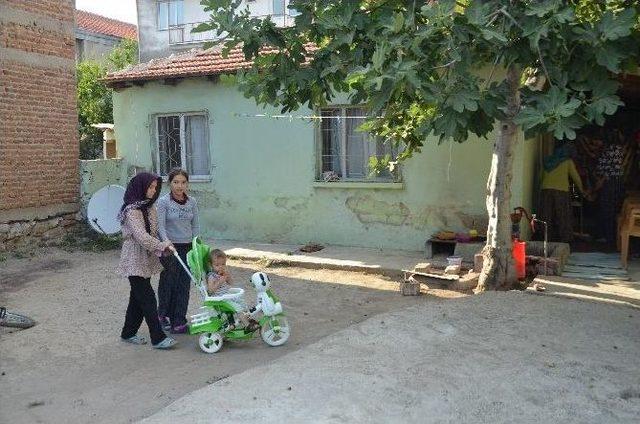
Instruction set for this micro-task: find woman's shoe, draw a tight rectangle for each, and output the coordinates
[122,335,147,345]
[152,337,177,349]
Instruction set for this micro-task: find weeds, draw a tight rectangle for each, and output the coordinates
[59,225,122,252]
[13,250,34,259]
[257,256,274,268]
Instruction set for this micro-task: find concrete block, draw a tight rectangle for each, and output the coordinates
[400,278,420,296]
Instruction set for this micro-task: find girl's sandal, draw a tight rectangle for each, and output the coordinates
[533,283,546,292]
[153,337,177,350]
[122,335,148,345]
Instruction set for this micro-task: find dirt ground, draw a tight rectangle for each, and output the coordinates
[144,291,640,424]
[0,247,458,424]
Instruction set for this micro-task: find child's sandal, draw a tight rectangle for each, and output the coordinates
[246,320,261,332]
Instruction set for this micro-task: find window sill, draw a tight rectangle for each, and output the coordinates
[312,181,404,190]
[161,176,212,183]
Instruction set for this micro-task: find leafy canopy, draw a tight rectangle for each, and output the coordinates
[198,0,640,161]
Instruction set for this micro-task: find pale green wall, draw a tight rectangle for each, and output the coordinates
[79,158,128,217]
[112,77,534,251]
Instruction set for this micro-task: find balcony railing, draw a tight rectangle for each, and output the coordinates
[168,14,296,46]
[169,22,219,45]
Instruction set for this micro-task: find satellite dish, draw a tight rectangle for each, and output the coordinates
[87,185,125,235]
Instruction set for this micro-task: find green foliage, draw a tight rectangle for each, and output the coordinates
[198,0,640,157]
[107,38,139,71]
[572,0,638,23]
[76,40,138,159]
[77,61,112,159]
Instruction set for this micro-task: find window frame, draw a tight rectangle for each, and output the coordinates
[157,0,184,31]
[154,111,211,181]
[315,105,400,183]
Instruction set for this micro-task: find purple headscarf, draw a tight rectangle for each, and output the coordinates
[118,172,162,232]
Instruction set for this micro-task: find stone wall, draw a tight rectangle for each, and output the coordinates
[0,213,77,252]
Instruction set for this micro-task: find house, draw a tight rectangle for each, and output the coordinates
[104,56,538,252]
[1,0,79,250]
[75,10,137,63]
[137,0,298,61]
[97,0,543,252]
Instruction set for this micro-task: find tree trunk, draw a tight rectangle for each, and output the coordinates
[476,65,521,292]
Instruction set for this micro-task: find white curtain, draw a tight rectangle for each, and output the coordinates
[346,108,367,179]
[184,115,209,176]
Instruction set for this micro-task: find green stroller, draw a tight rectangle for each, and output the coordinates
[172,237,290,353]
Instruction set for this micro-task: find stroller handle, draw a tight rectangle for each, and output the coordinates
[172,250,197,282]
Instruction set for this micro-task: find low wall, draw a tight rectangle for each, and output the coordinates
[0,159,129,252]
[79,158,128,218]
[0,202,79,252]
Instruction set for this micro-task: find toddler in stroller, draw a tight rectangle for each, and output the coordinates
[206,249,259,332]
[177,237,290,353]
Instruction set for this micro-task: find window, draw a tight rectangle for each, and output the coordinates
[157,0,184,30]
[318,107,398,182]
[272,0,285,15]
[155,113,210,178]
[271,0,297,26]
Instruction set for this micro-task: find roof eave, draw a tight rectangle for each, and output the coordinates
[102,70,235,88]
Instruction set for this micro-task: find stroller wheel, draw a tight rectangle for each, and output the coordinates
[199,332,223,354]
[260,317,290,347]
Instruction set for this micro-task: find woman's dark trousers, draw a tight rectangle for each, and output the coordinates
[158,243,191,327]
[121,276,166,345]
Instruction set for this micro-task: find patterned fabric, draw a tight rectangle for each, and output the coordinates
[206,271,230,295]
[597,145,625,177]
[207,272,247,312]
[116,208,165,278]
[117,200,150,226]
[539,189,573,243]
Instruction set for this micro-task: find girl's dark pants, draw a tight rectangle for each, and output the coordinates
[158,243,191,327]
[121,276,166,345]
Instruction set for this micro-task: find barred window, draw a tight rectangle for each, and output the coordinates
[155,113,210,178]
[318,106,397,182]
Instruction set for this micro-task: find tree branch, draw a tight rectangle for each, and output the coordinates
[484,51,503,90]
[536,46,553,88]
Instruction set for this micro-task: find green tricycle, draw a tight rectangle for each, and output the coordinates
[172,237,290,353]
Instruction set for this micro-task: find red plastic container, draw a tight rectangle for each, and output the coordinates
[512,240,526,280]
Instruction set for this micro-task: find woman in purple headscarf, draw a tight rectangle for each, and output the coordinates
[116,172,177,349]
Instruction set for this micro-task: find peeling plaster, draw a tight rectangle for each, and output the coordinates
[345,195,410,226]
[273,197,309,212]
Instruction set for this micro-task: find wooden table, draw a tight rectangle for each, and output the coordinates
[425,236,487,259]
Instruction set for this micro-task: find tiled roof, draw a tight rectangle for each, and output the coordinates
[76,10,137,40]
[104,44,316,85]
